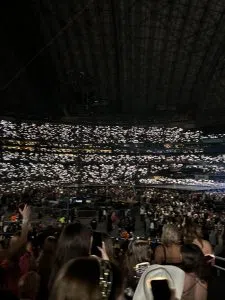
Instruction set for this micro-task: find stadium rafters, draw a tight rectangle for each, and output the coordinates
[1,0,225,126]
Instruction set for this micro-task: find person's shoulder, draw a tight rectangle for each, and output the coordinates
[203,239,210,245]
[202,239,213,254]
[203,239,212,248]
[155,244,164,252]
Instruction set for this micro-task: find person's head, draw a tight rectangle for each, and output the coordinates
[126,240,151,277]
[38,236,57,275]
[161,224,181,246]
[127,240,152,264]
[50,257,124,300]
[18,271,40,300]
[43,236,57,254]
[49,223,92,288]
[183,221,202,243]
[55,223,92,261]
[181,244,208,281]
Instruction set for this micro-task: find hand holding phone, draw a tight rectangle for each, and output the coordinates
[134,262,150,278]
[204,254,215,265]
[91,231,110,259]
[91,231,102,257]
[151,279,171,300]
[97,242,109,260]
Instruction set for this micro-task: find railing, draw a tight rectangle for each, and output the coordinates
[77,210,97,218]
[214,256,225,274]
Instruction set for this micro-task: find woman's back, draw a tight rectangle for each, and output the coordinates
[182,273,207,300]
[155,223,182,265]
[181,244,209,300]
[154,244,181,265]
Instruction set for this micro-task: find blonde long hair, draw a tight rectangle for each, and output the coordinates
[161,224,181,246]
[183,221,203,245]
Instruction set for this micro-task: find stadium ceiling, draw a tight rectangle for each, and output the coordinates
[1,0,225,127]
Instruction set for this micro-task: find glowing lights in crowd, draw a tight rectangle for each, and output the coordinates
[1,120,225,191]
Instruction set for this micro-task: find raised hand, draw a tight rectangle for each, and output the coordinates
[97,242,109,261]
[19,204,31,222]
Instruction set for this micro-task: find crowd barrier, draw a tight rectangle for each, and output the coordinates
[31,206,97,219]
[214,256,225,275]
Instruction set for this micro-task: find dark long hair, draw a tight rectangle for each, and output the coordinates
[183,219,203,246]
[50,257,123,300]
[181,244,209,282]
[49,223,92,289]
[38,236,57,299]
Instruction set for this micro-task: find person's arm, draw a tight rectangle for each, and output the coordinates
[8,205,31,258]
[214,227,224,255]
[203,240,213,255]
[97,242,110,261]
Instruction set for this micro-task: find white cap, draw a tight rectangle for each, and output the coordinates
[133,264,185,300]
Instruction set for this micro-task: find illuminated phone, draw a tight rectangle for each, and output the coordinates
[91,231,102,257]
[134,262,150,278]
[151,278,171,300]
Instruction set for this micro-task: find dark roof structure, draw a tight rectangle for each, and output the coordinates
[1,0,225,126]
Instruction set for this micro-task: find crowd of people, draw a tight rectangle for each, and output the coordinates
[0,187,225,299]
[1,120,225,192]
[1,120,202,144]
[3,151,225,190]
[1,120,225,299]
[139,190,225,250]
